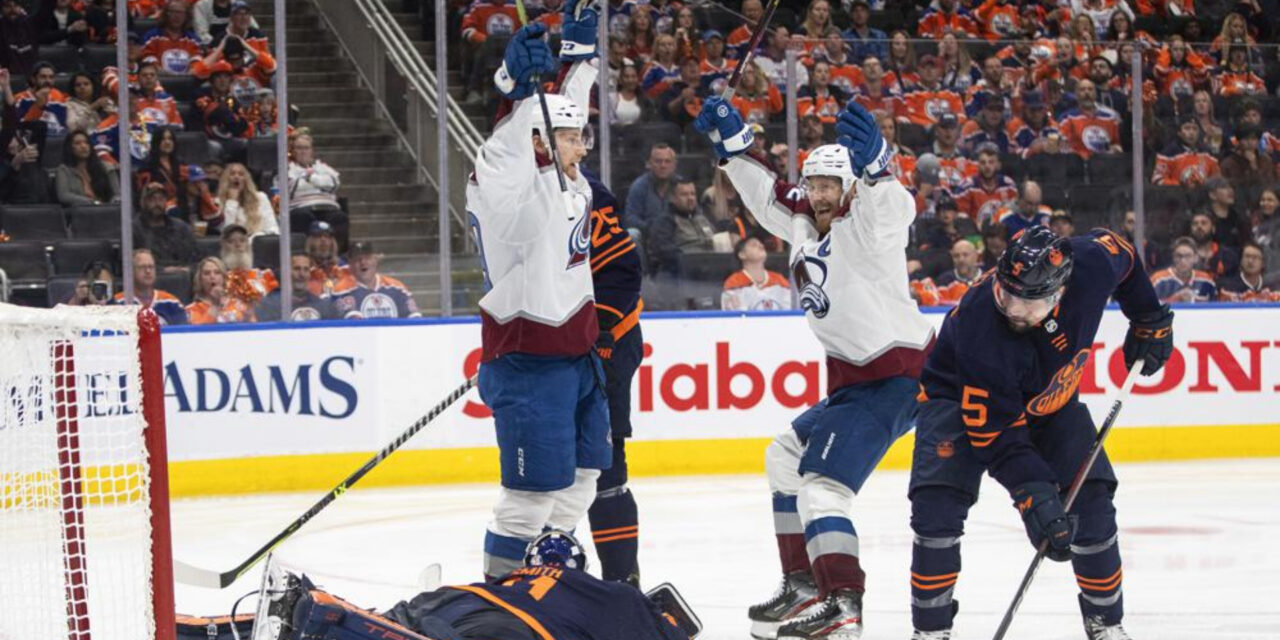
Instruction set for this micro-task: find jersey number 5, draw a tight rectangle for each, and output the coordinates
[961,385,988,428]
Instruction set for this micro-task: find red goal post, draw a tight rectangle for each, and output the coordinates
[0,304,174,640]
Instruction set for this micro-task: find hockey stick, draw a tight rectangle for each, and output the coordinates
[174,375,479,589]
[720,0,781,101]
[514,0,569,193]
[990,360,1145,640]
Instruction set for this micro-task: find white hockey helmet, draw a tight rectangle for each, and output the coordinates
[801,144,856,194]
[532,93,594,149]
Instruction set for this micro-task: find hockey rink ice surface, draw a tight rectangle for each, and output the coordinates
[173,459,1280,639]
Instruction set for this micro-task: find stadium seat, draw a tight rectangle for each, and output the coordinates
[45,274,81,306]
[1087,154,1132,186]
[68,205,123,239]
[1068,185,1120,224]
[252,234,280,269]
[180,102,204,133]
[1,205,69,242]
[155,269,192,304]
[175,131,216,165]
[1132,16,1167,38]
[42,135,65,170]
[1040,184,1069,210]
[53,73,73,96]
[52,239,115,276]
[897,123,929,154]
[246,136,279,176]
[8,74,25,94]
[0,242,51,283]
[677,153,714,184]
[81,44,116,74]
[159,73,200,103]
[999,152,1026,182]
[40,45,80,74]
[622,122,682,156]
[1028,153,1084,186]
[196,237,221,259]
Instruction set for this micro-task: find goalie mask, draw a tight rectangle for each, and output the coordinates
[524,530,588,571]
[531,93,594,150]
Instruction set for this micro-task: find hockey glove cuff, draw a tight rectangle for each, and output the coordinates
[695,97,753,160]
[1123,304,1173,376]
[560,0,599,61]
[1012,481,1075,562]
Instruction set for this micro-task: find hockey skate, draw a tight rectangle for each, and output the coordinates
[251,555,305,640]
[775,589,863,640]
[748,572,822,639]
[1084,615,1134,640]
[909,629,953,639]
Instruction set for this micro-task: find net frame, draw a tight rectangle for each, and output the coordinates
[0,304,174,640]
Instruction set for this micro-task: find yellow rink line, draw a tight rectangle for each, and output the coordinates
[167,424,1280,498]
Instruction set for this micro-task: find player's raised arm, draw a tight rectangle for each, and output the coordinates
[833,101,916,250]
[1082,229,1175,377]
[472,24,557,224]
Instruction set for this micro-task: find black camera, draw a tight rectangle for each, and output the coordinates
[90,280,111,301]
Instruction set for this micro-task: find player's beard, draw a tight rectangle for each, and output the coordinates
[223,249,252,271]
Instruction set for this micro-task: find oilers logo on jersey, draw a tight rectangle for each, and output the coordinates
[1026,347,1090,416]
[1081,124,1114,152]
[359,292,399,318]
[793,237,833,318]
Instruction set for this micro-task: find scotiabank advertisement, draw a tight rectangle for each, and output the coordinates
[161,307,1280,463]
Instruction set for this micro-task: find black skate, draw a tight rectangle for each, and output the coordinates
[748,572,822,639]
[776,589,863,640]
[1084,615,1134,640]
[251,555,305,640]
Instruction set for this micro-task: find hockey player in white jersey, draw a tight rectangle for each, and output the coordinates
[695,98,936,639]
[465,3,612,580]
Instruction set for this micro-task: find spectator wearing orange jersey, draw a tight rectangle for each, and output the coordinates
[955,148,1017,226]
[1218,243,1280,302]
[808,32,864,96]
[917,0,981,39]
[992,180,1051,238]
[883,30,918,93]
[134,60,182,127]
[727,0,762,58]
[459,0,520,104]
[1151,237,1217,303]
[933,238,983,305]
[14,62,70,135]
[972,0,1020,41]
[659,57,705,126]
[698,30,732,96]
[796,60,849,124]
[961,93,1013,155]
[1057,79,1122,159]
[1152,116,1220,188]
[191,34,275,101]
[1215,41,1266,99]
[851,56,902,121]
[140,0,201,74]
[1007,89,1059,157]
[187,256,255,324]
[731,63,782,125]
[842,0,886,63]
[1153,36,1210,99]
[533,0,564,37]
[721,238,794,311]
[754,27,809,91]
[901,55,965,129]
[923,113,977,192]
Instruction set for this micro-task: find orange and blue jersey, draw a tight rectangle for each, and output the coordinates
[136,90,183,127]
[640,61,680,99]
[1007,116,1059,156]
[1057,107,1121,158]
[796,86,846,124]
[917,7,981,39]
[920,229,1159,489]
[585,170,642,339]
[731,86,783,124]
[824,62,865,97]
[460,0,520,44]
[932,268,981,305]
[972,0,1021,41]
[113,289,189,325]
[934,154,977,192]
[140,27,202,74]
[960,121,1013,155]
[955,174,1017,226]
[1150,267,1217,303]
[901,87,965,128]
[1151,143,1220,186]
[992,204,1051,238]
[15,88,70,135]
[1214,69,1266,98]
[884,69,920,94]
[851,84,902,120]
[185,298,255,325]
[92,113,161,164]
[330,274,421,319]
[698,57,733,95]
[1216,275,1280,302]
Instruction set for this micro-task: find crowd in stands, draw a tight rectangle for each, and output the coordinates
[449,0,1280,308]
[0,0,421,322]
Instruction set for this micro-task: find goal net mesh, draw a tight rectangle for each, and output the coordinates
[0,304,157,640]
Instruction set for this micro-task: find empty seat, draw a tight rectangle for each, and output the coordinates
[620,123,681,157]
[155,269,192,304]
[68,205,123,239]
[175,131,215,165]
[1,205,68,242]
[158,73,200,102]
[195,236,221,259]
[53,239,115,275]
[1068,185,1120,223]
[42,134,66,170]
[0,242,51,282]
[180,101,204,133]
[246,135,279,175]
[81,44,117,74]
[676,153,713,184]
[1028,153,1085,185]
[999,152,1027,183]
[45,274,81,306]
[251,234,281,269]
[41,45,81,74]
[897,123,929,154]
[1088,154,1133,186]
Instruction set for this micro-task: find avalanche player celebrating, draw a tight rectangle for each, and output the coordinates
[695,98,936,639]
[907,226,1174,640]
[465,4,611,580]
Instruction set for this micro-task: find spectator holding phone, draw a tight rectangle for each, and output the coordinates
[0,126,53,204]
[65,261,115,306]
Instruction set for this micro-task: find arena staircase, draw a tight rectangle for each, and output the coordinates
[255,0,481,315]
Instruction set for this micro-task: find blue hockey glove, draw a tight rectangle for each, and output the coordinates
[1123,304,1173,376]
[560,0,599,61]
[694,97,753,160]
[1012,481,1076,562]
[834,101,892,179]
[494,24,556,100]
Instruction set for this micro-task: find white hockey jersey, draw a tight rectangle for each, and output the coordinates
[722,153,936,392]
[467,61,600,361]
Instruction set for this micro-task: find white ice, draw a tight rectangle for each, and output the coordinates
[173,459,1280,639]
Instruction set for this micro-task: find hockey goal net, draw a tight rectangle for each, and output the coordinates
[0,304,174,640]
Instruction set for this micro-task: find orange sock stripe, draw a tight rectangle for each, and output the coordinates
[1075,569,1122,584]
[591,525,638,537]
[1077,569,1123,591]
[911,578,958,590]
[592,532,639,544]
[910,571,960,581]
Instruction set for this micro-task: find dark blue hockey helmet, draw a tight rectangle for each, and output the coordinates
[524,530,588,571]
[996,226,1073,299]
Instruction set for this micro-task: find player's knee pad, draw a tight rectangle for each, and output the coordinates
[1071,481,1119,548]
[765,430,805,495]
[547,468,601,531]
[491,488,557,540]
[910,486,971,538]
[796,473,855,524]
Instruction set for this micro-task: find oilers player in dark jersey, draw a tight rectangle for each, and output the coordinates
[907,226,1174,640]
[255,531,699,640]
[583,168,646,587]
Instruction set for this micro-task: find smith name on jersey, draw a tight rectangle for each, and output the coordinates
[467,60,601,362]
[919,229,1163,489]
[721,152,936,393]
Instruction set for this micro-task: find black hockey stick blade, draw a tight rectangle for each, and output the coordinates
[720,0,781,102]
[174,375,478,589]
[990,360,1144,639]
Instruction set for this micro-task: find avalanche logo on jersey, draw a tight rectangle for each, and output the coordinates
[1026,348,1090,416]
[793,237,832,318]
[566,211,592,270]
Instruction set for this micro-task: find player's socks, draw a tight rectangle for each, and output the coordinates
[483,529,531,581]
[804,516,864,596]
[773,492,811,574]
[588,485,640,584]
[1072,536,1124,626]
[909,535,961,632]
